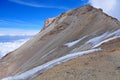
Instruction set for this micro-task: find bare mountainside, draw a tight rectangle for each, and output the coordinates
[0,5,120,80]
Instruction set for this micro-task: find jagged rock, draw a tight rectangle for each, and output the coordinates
[41,18,55,31]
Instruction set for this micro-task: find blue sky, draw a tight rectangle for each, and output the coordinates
[0,0,120,35]
[0,0,88,35]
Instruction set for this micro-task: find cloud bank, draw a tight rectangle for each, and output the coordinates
[0,38,29,59]
[89,0,120,20]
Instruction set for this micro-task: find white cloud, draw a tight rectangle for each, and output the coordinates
[89,0,120,20]
[8,0,69,10]
[0,38,29,59]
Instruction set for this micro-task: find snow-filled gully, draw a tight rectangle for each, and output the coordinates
[86,29,120,48]
[2,48,101,80]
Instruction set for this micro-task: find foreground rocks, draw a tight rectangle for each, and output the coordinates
[34,48,120,80]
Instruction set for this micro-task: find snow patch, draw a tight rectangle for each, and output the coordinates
[86,29,120,48]
[64,37,86,47]
[86,32,109,46]
[108,29,120,36]
[93,36,120,48]
[2,48,101,80]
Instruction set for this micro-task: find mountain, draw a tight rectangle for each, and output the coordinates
[0,5,120,80]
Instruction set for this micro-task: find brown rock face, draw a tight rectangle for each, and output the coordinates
[42,18,55,30]
[0,5,120,80]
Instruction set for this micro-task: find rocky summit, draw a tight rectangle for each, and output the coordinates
[0,5,120,80]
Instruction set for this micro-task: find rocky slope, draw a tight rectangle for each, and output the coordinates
[0,5,120,80]
[34,48,120,80]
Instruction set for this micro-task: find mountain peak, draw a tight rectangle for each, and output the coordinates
[1,5,120,80]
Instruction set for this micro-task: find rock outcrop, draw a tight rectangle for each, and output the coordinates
[42,18,55,31]
[0,5,120,80]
